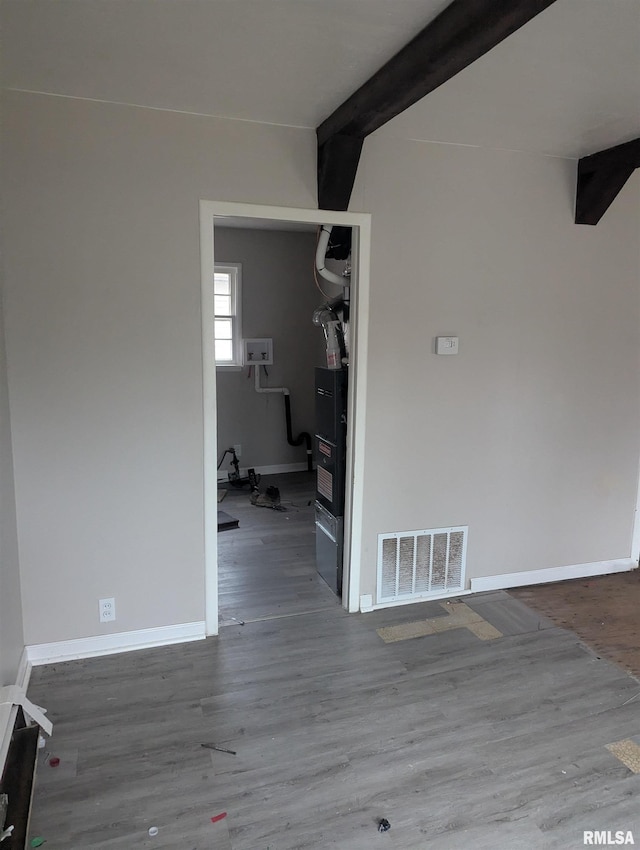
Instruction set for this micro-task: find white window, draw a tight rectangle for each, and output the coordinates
[214,263,242,367]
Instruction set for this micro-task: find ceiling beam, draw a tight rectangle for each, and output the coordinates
[317,0,559,210]
[317,135,365,213]
[575,138,640,225]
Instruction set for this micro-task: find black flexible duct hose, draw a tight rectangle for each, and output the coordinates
[284,394,313,472]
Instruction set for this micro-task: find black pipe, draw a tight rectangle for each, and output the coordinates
[217,448,233,470]
[284,394,313,472]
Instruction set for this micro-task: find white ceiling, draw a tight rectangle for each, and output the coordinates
[2,0,639,159]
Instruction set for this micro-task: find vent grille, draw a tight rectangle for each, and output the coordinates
[317,466,333,501]
[377,526,467,603]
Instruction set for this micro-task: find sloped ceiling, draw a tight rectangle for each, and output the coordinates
[1,0,639,159]
[0,0,450,126]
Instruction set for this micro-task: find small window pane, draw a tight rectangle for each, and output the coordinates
[214,274,230,295]
[214,294,232,316]
[215,339,233,362]
[215,318,233,340]
[214,263,240,366]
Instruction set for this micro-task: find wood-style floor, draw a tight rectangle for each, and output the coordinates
[25,490,640,848]
[217,472,340,625]
[510,569,640,679]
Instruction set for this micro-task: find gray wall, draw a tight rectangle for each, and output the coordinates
[355,129,640,597]
[2,91,318,645]
[214,227,325,473]
[0,268,24,684]
[1,89,639,645]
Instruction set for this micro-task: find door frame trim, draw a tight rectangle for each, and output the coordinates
[199,200,372,634]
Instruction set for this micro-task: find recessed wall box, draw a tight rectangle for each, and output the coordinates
[243,338,273,365]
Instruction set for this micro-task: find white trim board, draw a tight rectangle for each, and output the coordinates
[27,621,206,666]
[632,454,640,563]
[470,558,636,593]
[16,646,32,691]
[201,200,372,635]
[0,647,32,777]
[217,461,312,483]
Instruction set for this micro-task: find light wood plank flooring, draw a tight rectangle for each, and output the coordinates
[27,590,640,849]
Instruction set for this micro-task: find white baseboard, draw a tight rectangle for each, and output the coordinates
[632,460,640,563]
[470,558,636,593]
[217,461,312,484]
[27,621,206,666]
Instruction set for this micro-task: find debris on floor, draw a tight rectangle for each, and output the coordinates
[210,812,227,824]
[217,509,239,532]
[250,485,282,510]
[201,743,236,755]
[148,826,159,837]
[378,818,391,833]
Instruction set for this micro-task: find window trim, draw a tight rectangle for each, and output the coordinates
[214,262,243,369]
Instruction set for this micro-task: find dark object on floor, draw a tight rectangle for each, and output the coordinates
[217,510,239,531]
[378,818,391,833]
[250,485,281,509]
[200,743,236,755]
[218,447,261,490]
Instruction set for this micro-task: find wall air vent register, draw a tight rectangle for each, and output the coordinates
[377,526,467,603]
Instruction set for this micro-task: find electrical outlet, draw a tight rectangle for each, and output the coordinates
[233,444,242,457]
[99,597,116,623]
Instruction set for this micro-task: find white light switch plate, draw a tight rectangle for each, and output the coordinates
[436,336,459,355]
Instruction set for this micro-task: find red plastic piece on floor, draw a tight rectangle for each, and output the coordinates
[210,812,227,824]
[49,757,60,767]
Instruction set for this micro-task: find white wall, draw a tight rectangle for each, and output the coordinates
[353,132,640,596]
[214,227,325,472]
[0,269,24,683]
[1,89,638,645]
[1,92,319,645]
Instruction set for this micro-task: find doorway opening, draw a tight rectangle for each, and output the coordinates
[200,202,371,635]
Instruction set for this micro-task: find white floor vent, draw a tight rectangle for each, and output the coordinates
[377,526,467,603]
